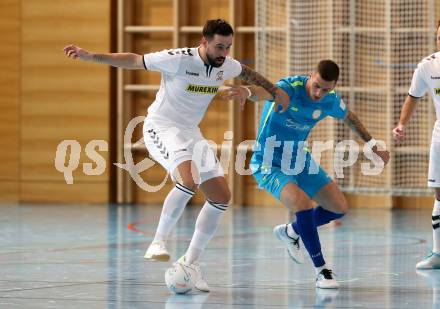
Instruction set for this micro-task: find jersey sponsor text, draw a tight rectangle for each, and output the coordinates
[186,84,219,94]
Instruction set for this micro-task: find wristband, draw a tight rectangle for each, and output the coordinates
[243,86,252,98]
[365,138,377,148]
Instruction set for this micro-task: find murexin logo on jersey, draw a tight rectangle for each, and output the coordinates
[435,88,440,95]
[186,84,219,94]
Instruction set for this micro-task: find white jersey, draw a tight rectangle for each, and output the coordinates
[409,51,440,119]
[143,46,242,128]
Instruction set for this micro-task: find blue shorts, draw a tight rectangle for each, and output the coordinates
[251,154,332,200]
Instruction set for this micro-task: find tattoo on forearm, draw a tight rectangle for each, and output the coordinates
[92,54,105,64]
[344,110,372,142]
[238,64,278,98]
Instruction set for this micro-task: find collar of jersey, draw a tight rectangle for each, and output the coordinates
[195,45,227,72]
[195,46,208,67]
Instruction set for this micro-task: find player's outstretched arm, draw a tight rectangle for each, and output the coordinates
[219,85,272,110]
[344,110,390,165]
[344,110,372,142]
[237,64,289,112]
[392,95,419,141]
[63,44,144,70]
[245,85,273,102]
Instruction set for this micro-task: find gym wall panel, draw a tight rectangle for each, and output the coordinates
[0,181,19,203]
[21,182,109,204]
[183,0,230,25]
[20,0,111,203]
[0,0,20,201]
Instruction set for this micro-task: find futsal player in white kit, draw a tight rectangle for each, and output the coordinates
[64,19,290,291]
[393,21,440,269]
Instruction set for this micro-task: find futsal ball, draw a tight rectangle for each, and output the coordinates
[165,263,197,294]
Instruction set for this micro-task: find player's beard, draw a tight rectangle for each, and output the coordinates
[206,52,225,68]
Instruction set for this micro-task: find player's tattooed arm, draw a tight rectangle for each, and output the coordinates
[345,109,391,165]
[237,64,290,112]
[90,53,144,69]
[246,86,261,101]
[246,85,274,102]
[343,110,373,142]
[238,64,278,98]
[63,44,144,69]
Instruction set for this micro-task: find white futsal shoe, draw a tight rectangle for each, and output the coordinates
[144,240,170,262]
[176,256,210,292]
[416,252,440,269]
[316,269,340,289]
[273,224,305,264]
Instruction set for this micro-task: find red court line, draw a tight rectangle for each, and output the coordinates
[127,220,151,236]
[126,220,192,241]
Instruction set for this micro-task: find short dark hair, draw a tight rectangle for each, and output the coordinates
[202,19,234,40]
[316,60,340,82]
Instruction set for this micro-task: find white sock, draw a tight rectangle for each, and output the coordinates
[432,199,440,253]
[315,264,327,275]
[185,200,227,264]
[153,183,195,242]
[287,223,298,238]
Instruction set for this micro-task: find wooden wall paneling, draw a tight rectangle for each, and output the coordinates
[20,0,111,203]
[0,0,20,202]
[133,0,174,26]
[345,193,393,209]
[184,0,230,25]
[123,0,136,203]
[234,31,257,205]
[128,1,174,204]
[21,182,109,204]
[0,181,19,203]
[393,196,434,209]
[116,0,126,203]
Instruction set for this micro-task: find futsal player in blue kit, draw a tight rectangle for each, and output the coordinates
[223,60,390,288]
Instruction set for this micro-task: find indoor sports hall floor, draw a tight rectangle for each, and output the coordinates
[0,203,438,308]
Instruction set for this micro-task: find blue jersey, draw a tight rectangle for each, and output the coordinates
[252,75,348,167]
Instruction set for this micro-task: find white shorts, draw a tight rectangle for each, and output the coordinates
[143,118,224,184]
[428,139,440,187]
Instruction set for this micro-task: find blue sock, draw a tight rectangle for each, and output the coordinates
[313,206,344,227]
[292,206,344,233]
[294,209,325,267]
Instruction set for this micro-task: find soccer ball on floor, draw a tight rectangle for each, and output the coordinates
[165,263,197,294]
